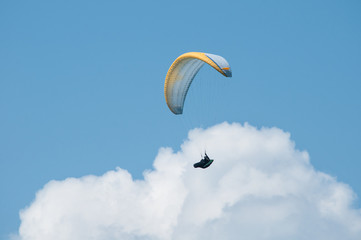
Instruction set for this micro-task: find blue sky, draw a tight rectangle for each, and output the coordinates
[1,0,361,239]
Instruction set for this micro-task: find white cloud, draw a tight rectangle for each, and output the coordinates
[15,122,361,240]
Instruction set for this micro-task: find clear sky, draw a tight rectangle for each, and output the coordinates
[1,0,361,239]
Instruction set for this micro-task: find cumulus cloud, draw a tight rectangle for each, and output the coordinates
[15,122,361,240]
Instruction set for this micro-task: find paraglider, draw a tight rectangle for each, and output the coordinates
[164,52,232,168]
[164,52,232,115]
[193,152,214,169]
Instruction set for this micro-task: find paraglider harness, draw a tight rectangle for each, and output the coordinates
[193,152,214,169]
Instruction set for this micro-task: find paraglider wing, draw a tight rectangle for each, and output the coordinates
[164,52,232,115]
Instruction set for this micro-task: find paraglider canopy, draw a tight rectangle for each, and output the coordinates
[164,52,232,115]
